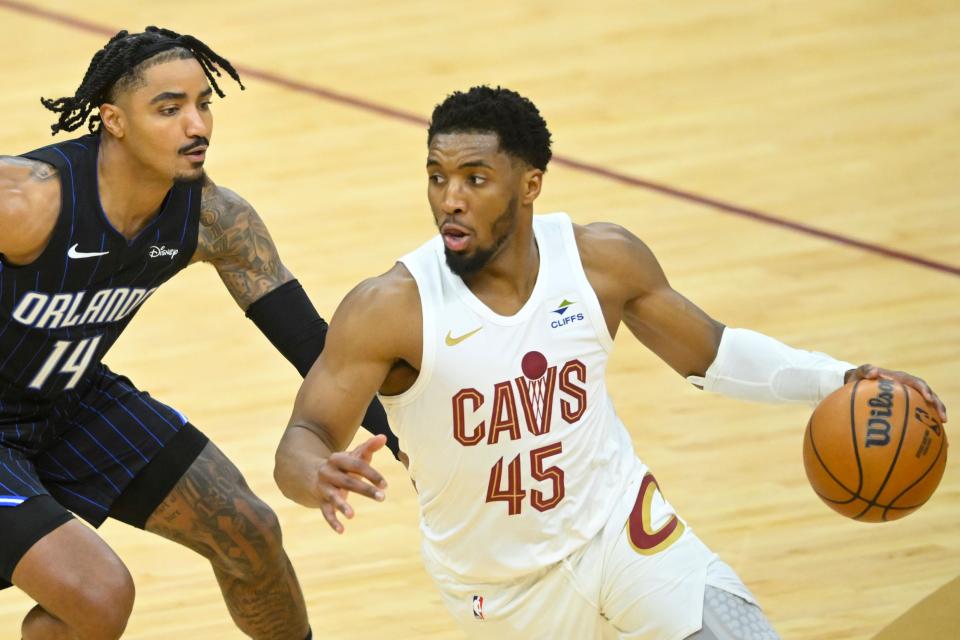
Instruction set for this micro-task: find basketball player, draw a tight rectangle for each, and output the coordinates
[0,27,397,640]
[273,87,947,638]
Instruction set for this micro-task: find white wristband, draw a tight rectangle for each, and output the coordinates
[686,328,854,405]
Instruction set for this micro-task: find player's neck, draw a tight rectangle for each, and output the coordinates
[462,225,540,315]
[97,138,173,241]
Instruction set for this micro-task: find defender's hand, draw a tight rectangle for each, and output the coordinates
[845,365,947,423]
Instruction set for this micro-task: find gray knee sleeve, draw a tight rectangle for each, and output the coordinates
[685,586,780,640]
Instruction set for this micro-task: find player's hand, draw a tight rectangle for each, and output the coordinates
[845,364,947,423]
[275,431,389,533]
[314,435,389,534]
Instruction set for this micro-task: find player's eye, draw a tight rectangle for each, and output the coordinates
[429,174,445,185]
[469,175,486,185]
[159,106,179,116]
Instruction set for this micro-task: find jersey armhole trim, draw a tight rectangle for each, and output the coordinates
[377,258,435,409]
[555,214,615,354]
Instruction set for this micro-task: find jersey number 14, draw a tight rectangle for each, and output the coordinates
[28,337,103,391]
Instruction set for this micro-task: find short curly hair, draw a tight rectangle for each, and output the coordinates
[427,86,553,170]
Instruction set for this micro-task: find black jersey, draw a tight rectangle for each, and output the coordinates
[0,134,202,415]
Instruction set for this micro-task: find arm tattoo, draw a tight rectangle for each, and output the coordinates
[0,156,58,181]
[195,178,293,310]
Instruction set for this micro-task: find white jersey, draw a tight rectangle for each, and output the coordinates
[380,213,643,583]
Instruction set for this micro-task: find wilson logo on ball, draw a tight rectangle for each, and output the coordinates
[865,378,895,448]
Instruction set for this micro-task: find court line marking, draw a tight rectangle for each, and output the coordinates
[2,0,956,278]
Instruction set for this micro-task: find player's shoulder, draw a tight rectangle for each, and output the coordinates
[339,263,420,319]
[0,155,60,209]
[0,154,58,177]
[572,220,661,278]
[194,175,259,263]
[0,155,61,258]
[199,175,248,222]
[328,263,422,358]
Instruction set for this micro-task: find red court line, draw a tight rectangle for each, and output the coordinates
[2,0,957,278]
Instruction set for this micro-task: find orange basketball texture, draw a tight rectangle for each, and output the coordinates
[803,378,948,522]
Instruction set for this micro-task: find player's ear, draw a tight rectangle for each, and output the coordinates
[521,167,543,205]
[98,103,125,139]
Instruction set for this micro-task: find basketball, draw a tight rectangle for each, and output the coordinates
[803,378,948,522]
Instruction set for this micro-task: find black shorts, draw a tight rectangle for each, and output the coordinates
[0,365,208,588]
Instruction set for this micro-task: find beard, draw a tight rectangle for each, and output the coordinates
[443,196,519,278]
[174,166,206,184]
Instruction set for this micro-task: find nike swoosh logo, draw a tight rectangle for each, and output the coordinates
[445,326,483,346]
[67,244,109,259]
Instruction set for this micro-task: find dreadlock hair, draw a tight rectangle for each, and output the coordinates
[41,26,244,136]
[427,86,553,171]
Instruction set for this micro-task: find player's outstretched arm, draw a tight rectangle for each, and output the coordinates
[0,156,60,264]
[193,176,294,309]
[275,265,418,532]
[577,222,947,420]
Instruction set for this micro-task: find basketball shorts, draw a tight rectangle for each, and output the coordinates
[424,462,770,640]
[0,364,208,588]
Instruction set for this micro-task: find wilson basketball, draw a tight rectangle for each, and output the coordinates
[803,378,948,522]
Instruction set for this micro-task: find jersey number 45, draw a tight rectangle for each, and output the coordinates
[485,442,565,515]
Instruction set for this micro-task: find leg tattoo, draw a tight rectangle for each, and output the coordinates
[146,443,309,639]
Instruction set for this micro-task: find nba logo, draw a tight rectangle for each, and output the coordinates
[472,595,485,620]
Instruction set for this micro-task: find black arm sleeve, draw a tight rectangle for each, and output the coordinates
[245,280,400,458]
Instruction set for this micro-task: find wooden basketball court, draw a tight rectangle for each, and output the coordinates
[1,1,957,638]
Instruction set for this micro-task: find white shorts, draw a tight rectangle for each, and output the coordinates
[423,463,758,640]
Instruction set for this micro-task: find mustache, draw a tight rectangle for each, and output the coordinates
[179,138,209,154]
